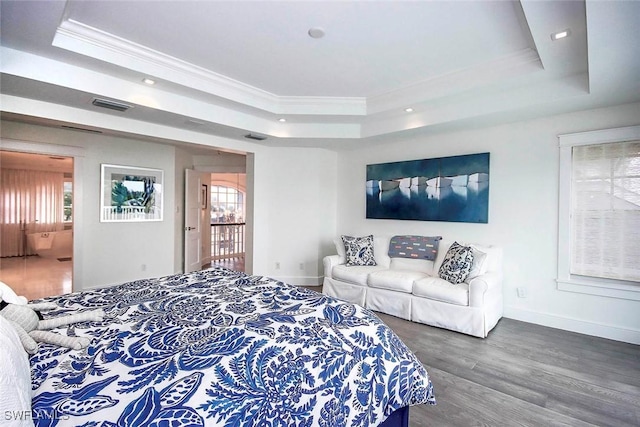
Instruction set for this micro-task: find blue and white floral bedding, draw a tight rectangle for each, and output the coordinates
[30,267,435,426]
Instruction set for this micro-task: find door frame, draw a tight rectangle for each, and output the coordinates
[0,138,85,290]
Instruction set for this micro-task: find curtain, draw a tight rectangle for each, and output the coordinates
[0,169,65,257]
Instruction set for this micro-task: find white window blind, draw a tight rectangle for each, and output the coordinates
[571,140,640,282]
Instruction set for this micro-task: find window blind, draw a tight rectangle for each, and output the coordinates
[571,140,640,282]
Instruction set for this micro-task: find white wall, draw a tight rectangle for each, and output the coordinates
[258,147,337,285]
[335,102,640,343]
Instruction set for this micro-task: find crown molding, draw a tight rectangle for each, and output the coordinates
[53,19,366,116]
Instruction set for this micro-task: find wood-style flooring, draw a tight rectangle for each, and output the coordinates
[0,255,71,300]
[210,256,245,272]
[374,312,640,427]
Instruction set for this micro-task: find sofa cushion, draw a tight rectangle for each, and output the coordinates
[332,264,385,286]
[368,269,429,293]
[342,235,377,266]
[438,241,474,284]
[388,235,442,260]
[413,276,470,306]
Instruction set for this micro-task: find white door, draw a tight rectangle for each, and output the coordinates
[184,169,202,273]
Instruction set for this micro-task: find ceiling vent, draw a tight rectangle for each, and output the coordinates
[244,133,267,141]
[92,98,132,112]
[60,125,103,134]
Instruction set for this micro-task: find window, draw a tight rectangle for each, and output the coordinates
[210,185,244,224]
[558,126,640,300]
[63,180,73,222]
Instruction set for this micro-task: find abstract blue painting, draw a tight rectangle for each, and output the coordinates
[366,152,490,223]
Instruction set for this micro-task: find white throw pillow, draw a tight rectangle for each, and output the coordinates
[0,315,33,426]
[466,245,488,280]
[333,237,347,264]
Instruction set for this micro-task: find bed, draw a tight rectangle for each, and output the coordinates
[18,267,436,426]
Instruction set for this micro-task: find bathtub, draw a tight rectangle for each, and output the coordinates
[27,229,73,259]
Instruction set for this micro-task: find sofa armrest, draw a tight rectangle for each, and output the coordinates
[323,255,344,279]
[468,272,502,307]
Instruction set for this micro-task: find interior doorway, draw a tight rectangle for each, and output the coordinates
[209,173,246,272]
[0,150,74,300]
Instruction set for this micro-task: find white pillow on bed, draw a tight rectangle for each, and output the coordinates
[0,315,33,426]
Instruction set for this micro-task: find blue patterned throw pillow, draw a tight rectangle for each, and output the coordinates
[388,235,442,261]
[341,235,377,266]
[438,241,474,284]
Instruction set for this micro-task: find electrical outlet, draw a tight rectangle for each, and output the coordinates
[517,287,527,298]
[141,264,147,272]
[275,262,280,270]
[299,263,304,270]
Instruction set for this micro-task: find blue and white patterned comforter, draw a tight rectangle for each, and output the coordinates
[30,267,435,426]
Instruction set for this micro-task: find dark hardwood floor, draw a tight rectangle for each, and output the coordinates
[374,312,640,427]
[209,256,245,272]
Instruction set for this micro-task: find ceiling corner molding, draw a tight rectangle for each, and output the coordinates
[53,19,277,110]
[367,48,543,115]
[53,19,367,117]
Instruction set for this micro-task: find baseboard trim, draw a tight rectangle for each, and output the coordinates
[504,306,640,345]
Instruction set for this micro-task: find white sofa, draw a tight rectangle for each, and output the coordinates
[322,236,503,338]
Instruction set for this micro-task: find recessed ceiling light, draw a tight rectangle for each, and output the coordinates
[405,107,414,113]
[278,118,286,122]
[551,29,571,41]
[308,27,325,39]
[143,78,156,85]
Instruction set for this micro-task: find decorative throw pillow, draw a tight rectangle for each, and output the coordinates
[466,245,488,281]
[438,242,475,284]
[388,235,442,261]
[341,235,377,266]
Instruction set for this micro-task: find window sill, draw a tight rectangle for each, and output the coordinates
[556,278,640,301]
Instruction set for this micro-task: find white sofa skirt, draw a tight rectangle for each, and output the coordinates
[323,277,367,307]
[323,277,503,338]
[366,287,412,321]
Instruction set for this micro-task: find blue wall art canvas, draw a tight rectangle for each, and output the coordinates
[366,152,490,223]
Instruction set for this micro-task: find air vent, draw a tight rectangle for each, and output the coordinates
[244,133,267,141]
[60,125,103,134]
[92,98,132,112]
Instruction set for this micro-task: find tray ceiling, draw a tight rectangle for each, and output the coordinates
[1,0,638,149]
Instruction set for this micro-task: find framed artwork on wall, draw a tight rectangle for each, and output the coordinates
[100,164,164,222]
[201,184,208,210]
[366,152,490,223]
